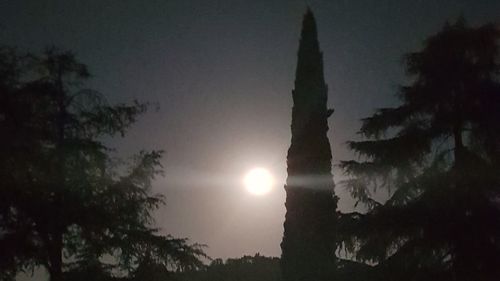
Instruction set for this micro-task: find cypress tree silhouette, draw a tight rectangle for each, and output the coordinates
[281,9,337,281]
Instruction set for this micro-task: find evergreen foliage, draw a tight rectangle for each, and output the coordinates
[0,47,206,281]
[281,9,337,281]
[340,18,500,281]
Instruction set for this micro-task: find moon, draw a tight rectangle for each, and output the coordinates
[244,168,274,196]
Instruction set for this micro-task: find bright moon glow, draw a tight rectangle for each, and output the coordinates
[244,168,274,196]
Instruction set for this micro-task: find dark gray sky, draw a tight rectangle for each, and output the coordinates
[2,0,500,262]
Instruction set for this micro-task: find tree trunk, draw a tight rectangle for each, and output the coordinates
[48,231,64,281]
[453,124,464,167]
[48,56,66,281]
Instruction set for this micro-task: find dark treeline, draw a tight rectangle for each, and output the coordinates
[1,9,500,281]
[174,254,281,281]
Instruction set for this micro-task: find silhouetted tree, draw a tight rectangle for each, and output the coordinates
[281,9,337,281]
[0,47,206,281]
[340,18,500,281]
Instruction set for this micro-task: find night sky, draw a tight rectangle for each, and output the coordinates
[2,0,500,262]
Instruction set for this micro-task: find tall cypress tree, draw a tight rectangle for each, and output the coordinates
[281,9,337,281]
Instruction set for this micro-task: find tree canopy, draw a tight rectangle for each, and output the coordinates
[0,47,206,281]
[340,18,500,281]
[175,254,281,281]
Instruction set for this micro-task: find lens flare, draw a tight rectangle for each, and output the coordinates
[244,168,273,196]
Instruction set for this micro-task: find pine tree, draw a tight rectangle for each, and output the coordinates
[0,47,207,281]
[340,18,500,281]
[281,9,337,281]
